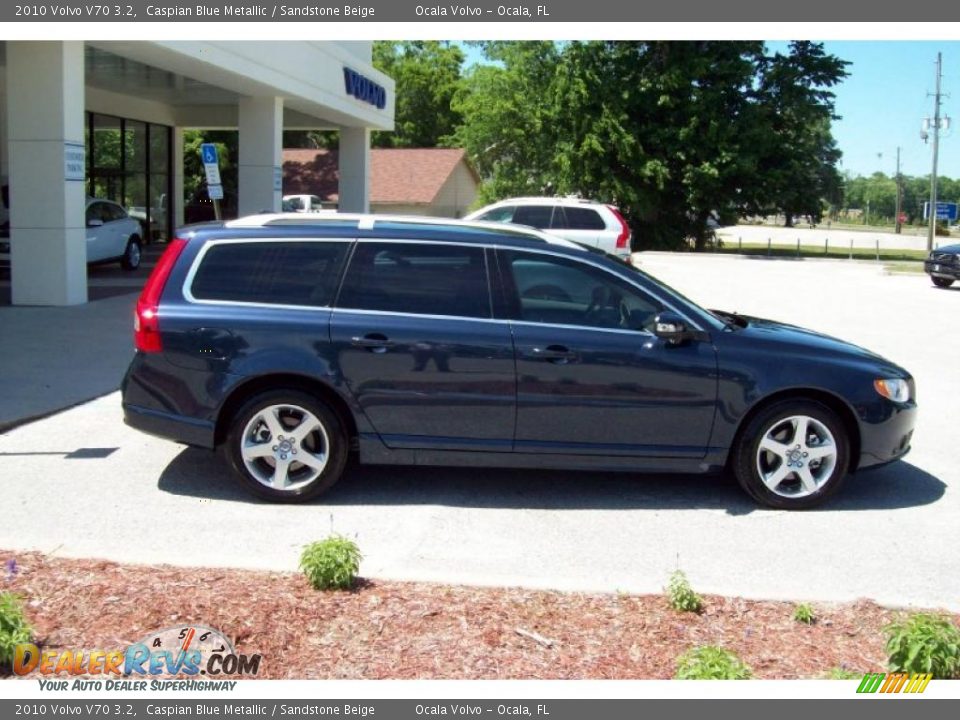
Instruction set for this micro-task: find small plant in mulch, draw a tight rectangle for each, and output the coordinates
[823,666,861,680]
[666,570,703,614]
[793,602,817,625]
[300,536,362,591]
[0,591,33,670]
[675,645,752,680]
[884,613,960,678]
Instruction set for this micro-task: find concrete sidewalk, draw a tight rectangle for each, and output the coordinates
[0,292,137,429]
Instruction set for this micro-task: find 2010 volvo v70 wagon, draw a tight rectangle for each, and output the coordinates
[121,214,917,509]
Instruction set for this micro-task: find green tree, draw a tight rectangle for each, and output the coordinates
[451,41,560,203]
[454,41,848,250]
[749,41,848,227]
[372,41,465,148]
[552,41,766,249]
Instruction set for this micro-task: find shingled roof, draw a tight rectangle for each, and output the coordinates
[282,147,476,205]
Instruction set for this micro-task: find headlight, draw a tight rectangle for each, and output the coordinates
[874,378,911,403]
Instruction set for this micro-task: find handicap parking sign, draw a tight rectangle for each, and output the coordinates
[200,143,219,165]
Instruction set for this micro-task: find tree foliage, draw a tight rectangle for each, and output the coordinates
[453,41,850,250]
[844,172,960,225]
[371,41,465,148]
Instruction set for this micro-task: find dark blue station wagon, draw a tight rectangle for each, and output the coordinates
[122,215,917,509]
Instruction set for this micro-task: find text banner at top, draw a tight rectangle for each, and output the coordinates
[0,0,941,22]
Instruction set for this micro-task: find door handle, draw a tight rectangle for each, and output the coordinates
[529,345,577,363]
[351,333,394,353]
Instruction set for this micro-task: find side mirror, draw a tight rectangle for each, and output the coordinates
[653,310,692,345]
[86,218,104,228]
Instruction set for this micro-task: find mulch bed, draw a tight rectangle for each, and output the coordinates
[2,549,955,680]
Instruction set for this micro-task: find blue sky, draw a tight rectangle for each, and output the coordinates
[783,41,959,180]
[460,41,960,180]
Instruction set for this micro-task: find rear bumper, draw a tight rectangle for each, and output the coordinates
[123,403,216,449]
[857,401,917,471]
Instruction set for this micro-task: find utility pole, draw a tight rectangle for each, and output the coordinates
[895,146,903,234]
[927,52,943,252]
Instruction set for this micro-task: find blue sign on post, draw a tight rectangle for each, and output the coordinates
[923,201,959,221]
[200,143,219,165]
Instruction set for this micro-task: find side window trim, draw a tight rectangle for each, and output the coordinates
[550,205,567,230]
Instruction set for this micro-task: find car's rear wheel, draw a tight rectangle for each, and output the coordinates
[932,276,955,288]
[225,390,348,502]
[121,236,141,270]
[732,400,850,509]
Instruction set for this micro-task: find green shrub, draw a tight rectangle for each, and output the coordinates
[884,613,960,678]
[793,603,817,625]
[0,592,33,669]
[666,570,703,613]
[300,536,362,590]
[675,646,752,680]
[824,667,861,680]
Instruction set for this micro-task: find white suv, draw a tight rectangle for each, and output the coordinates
[465,197,633,259]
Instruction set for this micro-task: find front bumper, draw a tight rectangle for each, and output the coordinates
[857,400,917,471]
[924,258,960,280]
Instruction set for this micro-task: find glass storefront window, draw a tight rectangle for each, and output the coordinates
[86,113,172,243]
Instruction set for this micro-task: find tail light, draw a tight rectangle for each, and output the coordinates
[607,205,631,250]
[134,238,188,353]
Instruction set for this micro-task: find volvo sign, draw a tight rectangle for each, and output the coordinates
[343,67,387,109]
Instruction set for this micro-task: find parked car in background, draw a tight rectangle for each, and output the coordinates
[465,196,633,260]
[122,213,916,510]
[282,194,336,213]
[0,194,141,268]
[924,244,959,288]
[85,198,143,269]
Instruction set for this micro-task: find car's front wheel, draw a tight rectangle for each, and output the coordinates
[732,400,850,509]
[121,236,141,270]
[225,390,348,502]
[932,276,955,288]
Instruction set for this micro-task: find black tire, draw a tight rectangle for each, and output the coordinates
[121,236,142,271]
[932,276,955,288]
[731,399,850,510]
[225,389,348,503]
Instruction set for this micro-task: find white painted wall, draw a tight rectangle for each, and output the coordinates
[431,162,480,218]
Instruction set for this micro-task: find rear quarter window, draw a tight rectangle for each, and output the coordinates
[557,207,606,230]
[189,240,348,307]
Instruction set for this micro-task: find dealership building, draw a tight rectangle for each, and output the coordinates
[0,41,395,306]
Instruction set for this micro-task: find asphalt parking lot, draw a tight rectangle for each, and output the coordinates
[0,254,956,610]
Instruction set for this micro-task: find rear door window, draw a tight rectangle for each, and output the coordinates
[190,240,349,307]
[337,242,491,319]
[512,205,554,229]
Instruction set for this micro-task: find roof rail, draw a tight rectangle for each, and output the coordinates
[220,211,584,249]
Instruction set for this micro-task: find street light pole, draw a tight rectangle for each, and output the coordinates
[928,52,943,252]
[895,146,902,234]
